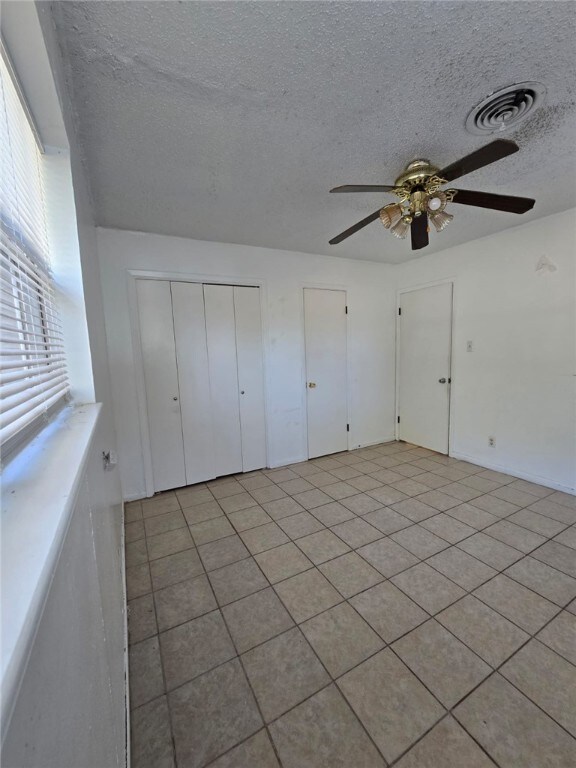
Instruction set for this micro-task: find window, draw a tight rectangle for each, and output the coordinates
[1,50,68,456]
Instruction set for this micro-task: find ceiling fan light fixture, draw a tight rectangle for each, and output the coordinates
[429,210,454,232]
[379,203,403,229]
[328,139,535,251]
[391,215,412,239]
[427,192,447,212]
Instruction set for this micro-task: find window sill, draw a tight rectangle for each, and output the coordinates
[1,403,101,718]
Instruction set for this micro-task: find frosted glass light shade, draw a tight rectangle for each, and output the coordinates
[379,203,403,229]
[430,210,454,232]
[427,191,448,213]
[391,216,412,239]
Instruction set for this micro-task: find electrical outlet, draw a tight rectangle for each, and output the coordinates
[488,437,495,447]
[466,341,473,352]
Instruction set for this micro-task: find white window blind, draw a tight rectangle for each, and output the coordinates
[0,51,69,453]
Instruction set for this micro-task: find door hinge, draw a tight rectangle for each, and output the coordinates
[397,416,400,424]
[346,423,350,432]
[398,307,402,315]
[345,306,348,314]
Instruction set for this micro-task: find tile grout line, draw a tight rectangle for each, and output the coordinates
[142,469,558,557]
[131,493,575,640]
[130,554,575,764]
[383,599,575,767]
[145,561,178,767]
[133,556,432,763]
[130,489,575,651]
[126,443,575,766]
[190,560,288,768]
[386,710,503,768]
[134,464,566,557]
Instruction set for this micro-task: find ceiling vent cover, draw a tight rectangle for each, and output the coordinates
[465,82,546,135]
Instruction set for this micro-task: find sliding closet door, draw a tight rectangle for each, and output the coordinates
[136,279,186,491]
[171,282,216,484]
[203,285,243,476]
[234,286,266,472]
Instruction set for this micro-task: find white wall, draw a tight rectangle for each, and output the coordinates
[395,209,576,492]
[96,228,397,499]
[1,4,126,765]
[98,212,575,499]
[2,408,124,768]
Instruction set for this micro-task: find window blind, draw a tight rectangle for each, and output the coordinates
[0,50,69,453]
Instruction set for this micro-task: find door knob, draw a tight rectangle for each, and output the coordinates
[438,378,447,384]
[308,382,317,388]
[173,396,179,401]
[240,390,245,395]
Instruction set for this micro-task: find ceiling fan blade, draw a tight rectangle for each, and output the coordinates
[439,139,519,183]
[329,208,382,245]
[330,185,396,193]
[452,188,535,214]
[411,212,429,250]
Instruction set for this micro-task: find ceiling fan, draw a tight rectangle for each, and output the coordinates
[329,139,535,251]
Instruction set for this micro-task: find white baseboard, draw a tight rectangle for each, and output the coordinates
[450,450,575,495]
[350,435,397,450]
[267,455,307,469]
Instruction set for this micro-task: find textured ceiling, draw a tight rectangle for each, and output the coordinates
[50,1,576,263]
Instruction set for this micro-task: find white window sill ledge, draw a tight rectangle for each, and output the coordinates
[1,403,101,719]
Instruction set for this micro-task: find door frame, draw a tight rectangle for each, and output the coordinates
[300,283,350,459]
[127,269,271,497]
[394,277,457,454]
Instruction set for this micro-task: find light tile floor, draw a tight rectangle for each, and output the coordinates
[125,441,576,768]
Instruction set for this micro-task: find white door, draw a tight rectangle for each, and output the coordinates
[304,288,348,458]
[398,283,453,453]
[203,284,243,477]
[136,279,186,491]
[234,286,267,472]
[171,282,216,485]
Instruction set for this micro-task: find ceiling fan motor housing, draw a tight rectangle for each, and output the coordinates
[394,159,439,188]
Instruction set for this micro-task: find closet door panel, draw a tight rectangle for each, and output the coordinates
[136,279,186,492]
[304,288,348,458]
[203,285,243,476]
[234,286,266,472]
[171,282,216,484]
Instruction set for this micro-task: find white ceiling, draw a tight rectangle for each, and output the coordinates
[51,1,576,263]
